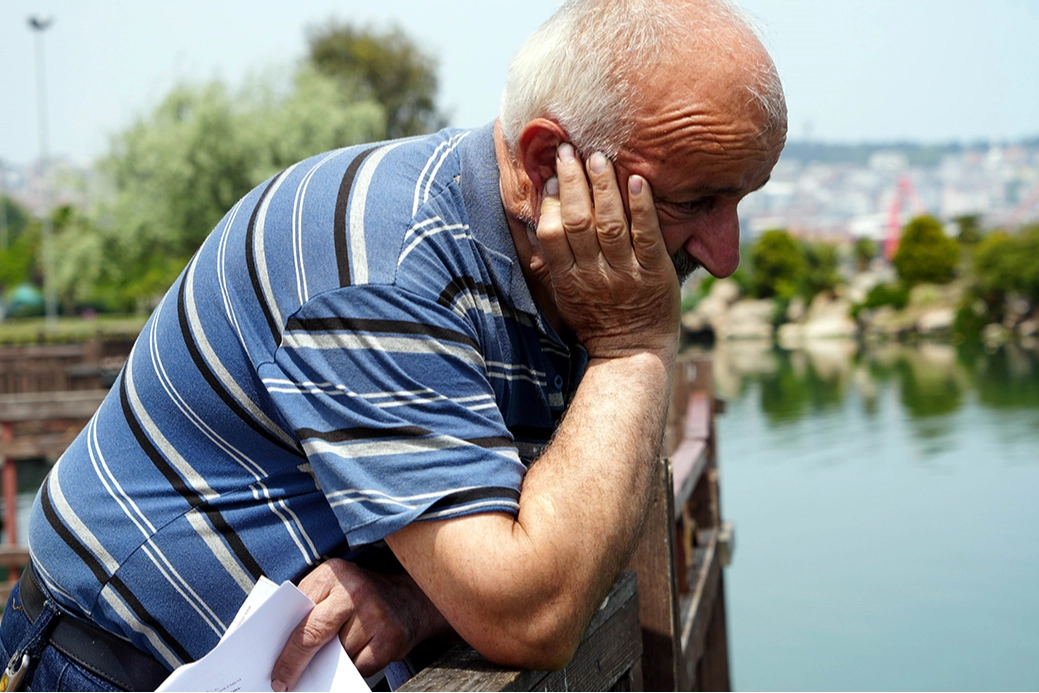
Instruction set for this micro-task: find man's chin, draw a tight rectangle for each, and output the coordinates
[672,250,702,284]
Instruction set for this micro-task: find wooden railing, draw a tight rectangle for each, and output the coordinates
[0,338,131,599]
[0,346,733,691]
[0,338,131,394]
[400,352,733,691]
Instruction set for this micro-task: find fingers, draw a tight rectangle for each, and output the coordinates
[586,152,632,267]
[627,175,669,269]
[271,560,351,691]
[272,594,345,691]
[555,143,600,261]
[536,175,573,272]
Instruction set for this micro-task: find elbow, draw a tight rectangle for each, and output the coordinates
[460,596,586,671]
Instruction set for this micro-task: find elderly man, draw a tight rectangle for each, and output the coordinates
[0,0,784,690]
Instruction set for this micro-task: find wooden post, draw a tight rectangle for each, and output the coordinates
[628,457,681,690]
[2,422,16,545]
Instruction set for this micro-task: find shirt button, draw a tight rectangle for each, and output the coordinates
[554,375,564,389]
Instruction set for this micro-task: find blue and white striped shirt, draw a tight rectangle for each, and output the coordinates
[27,123,586,667]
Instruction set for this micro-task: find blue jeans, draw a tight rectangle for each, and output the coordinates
[0,581,122,692]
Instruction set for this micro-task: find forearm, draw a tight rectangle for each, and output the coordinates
[388,346,674,668]
[511,347,675,653]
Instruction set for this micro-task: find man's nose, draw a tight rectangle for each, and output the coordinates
[694,204,741,278]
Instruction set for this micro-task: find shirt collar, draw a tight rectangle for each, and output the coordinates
[458,121,540,317]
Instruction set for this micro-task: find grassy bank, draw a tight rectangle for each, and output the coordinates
[0,316,148,346]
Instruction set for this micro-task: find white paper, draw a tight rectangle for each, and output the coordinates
[157,578,370,692]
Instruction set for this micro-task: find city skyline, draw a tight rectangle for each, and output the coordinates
[1,0,1038,167]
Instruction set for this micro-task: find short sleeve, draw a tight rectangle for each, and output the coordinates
[260,284,526,547]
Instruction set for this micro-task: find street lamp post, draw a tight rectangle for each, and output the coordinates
[28,15,57,323]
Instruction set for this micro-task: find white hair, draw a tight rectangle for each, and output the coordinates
[499,0,787,157]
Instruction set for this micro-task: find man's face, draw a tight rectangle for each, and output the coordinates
[612,57,786,281]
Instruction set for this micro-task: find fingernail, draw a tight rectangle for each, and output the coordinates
[557,143,575,163]
[545,176,559,196]
[272,679,287,692]
[629,175,644,196]
[589,152,608,174]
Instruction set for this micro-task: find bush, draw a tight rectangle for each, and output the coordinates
[802,242,840,299]
[893,215,959,285]
[973,224,1039,305]
[852,282,910,320]
[750,229,805,300]
[854,237,878,272]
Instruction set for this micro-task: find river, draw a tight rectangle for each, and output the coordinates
[710,340,1039,690]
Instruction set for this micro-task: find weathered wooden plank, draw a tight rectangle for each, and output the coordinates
[628,457,680,691]
[677,529,722,691]
[0,546,29,568]
[685,392,712,441]
[716,521,734,569]
[0,344,86,362]
[399,572,641,693]
[0,545,27,604]
[0,430,82,459]
[0,390,107,422]
[672,439,708,517]
[694,578,731,692]
[511,586,640,692]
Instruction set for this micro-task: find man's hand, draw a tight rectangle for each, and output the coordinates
[270,559,450,692]
[530,143,680,359]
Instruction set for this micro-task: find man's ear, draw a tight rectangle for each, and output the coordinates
[518,119,570,192]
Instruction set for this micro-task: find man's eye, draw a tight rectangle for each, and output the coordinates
[675,198,713,213]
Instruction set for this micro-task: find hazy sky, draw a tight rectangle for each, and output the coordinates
[2,0,1038,167]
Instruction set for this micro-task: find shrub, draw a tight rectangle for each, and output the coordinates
[750,229,805,300]
[893,215,959,285]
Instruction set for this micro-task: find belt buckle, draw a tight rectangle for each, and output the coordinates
[0,652,29,692]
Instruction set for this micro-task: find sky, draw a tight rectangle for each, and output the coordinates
[1,0,1038,167]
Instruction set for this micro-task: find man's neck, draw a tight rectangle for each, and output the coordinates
[493,121,564,334]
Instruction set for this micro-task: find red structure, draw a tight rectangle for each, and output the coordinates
[884,175,924,260]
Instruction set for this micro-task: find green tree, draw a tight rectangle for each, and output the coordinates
[0,194,31,250]
[749,229,805,300]
[801,241,840,299]
[973,224,1039,305]
[63,67,385,312]
[892,215,959,285]
[309,23,446,139]
[0,196,36,290]
[853,236,877,272]
[955,214,983,246]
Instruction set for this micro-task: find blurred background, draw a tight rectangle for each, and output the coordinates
[1,1,1038,690]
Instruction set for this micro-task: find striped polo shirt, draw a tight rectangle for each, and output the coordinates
[26,123,587,668]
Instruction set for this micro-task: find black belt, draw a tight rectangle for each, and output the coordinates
[18,562,171,691]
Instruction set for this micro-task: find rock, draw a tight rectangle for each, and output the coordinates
[982,323,1010,346]
[847,266,895,305]
[708,279,741,305]
[781,293,858,342]
[786,296,806,323]
[917,308,956,335]
[715,299,774,340]
[803,315,858,339]
[680,311,711,334]
[1019,317,1039,337]
[863,306,907,337]
[681,278,742,335]
[777,322,804,345]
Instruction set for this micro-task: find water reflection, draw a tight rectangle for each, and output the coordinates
[708,340,1039,440]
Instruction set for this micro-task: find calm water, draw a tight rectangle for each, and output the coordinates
[712,341,1039,691]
